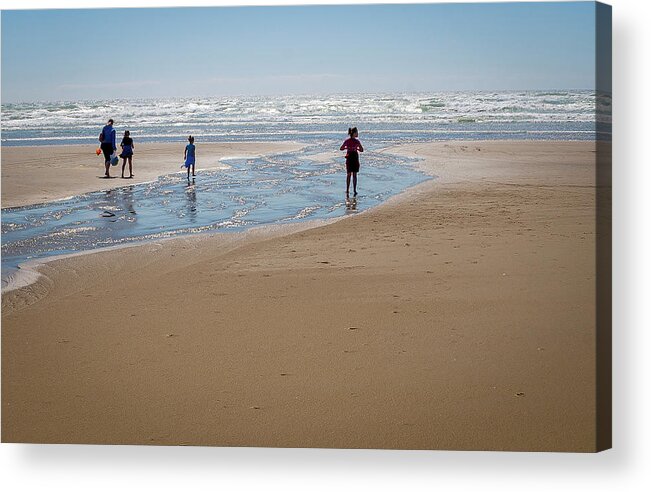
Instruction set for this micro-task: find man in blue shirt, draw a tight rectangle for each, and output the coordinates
[99,119,116,177]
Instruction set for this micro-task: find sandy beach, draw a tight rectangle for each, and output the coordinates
[1,142,303,208]
[1,140,604,451]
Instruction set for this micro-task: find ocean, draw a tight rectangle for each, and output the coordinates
[1,90,610,146]
[1,90,608,287]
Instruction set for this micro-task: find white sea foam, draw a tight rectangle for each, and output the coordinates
[1,91,607,145]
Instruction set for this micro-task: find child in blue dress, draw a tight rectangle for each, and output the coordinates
[184,135,196,181]
[120,130,135,179]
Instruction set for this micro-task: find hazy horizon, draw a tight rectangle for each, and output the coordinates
[1,87,600,106]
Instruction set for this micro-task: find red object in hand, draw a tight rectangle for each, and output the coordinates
[96,148,102,156]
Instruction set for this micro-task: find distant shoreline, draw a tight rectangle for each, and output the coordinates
[1,88,603,106]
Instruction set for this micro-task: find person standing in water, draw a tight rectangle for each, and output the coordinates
[120,130,135,179]
[99,119,116,178]
[184,135,196,181]
[340,127,364,196]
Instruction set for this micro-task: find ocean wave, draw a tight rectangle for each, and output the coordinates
[1,91,602,146]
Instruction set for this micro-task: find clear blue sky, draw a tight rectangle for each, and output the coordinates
[1,2,598,102]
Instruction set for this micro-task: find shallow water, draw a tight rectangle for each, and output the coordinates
[1,144,430,285]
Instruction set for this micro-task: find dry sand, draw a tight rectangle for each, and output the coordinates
[1,141,303,208]
[1,140,603,451]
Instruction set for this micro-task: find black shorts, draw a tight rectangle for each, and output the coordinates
[346,151,360,173]
[101,142,114,163]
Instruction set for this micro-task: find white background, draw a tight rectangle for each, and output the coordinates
[0,0,649,490]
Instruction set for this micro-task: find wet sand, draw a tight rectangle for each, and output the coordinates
[1,140,603,451]
[1,141,303,208]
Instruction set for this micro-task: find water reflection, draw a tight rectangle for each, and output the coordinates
[185,180,197,222]
[345,195,358,214]
[123,186,137,220]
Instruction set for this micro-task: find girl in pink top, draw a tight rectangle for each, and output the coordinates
[340,127,364,196]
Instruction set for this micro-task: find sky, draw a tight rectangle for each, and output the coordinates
[1,2,599,102]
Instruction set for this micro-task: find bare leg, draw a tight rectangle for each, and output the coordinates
[121,159,126,178]
[346,172,351,194]
[192,163,196,177]
[353,173,358,195]
[128,157,133,178]
[105,161,110,177]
